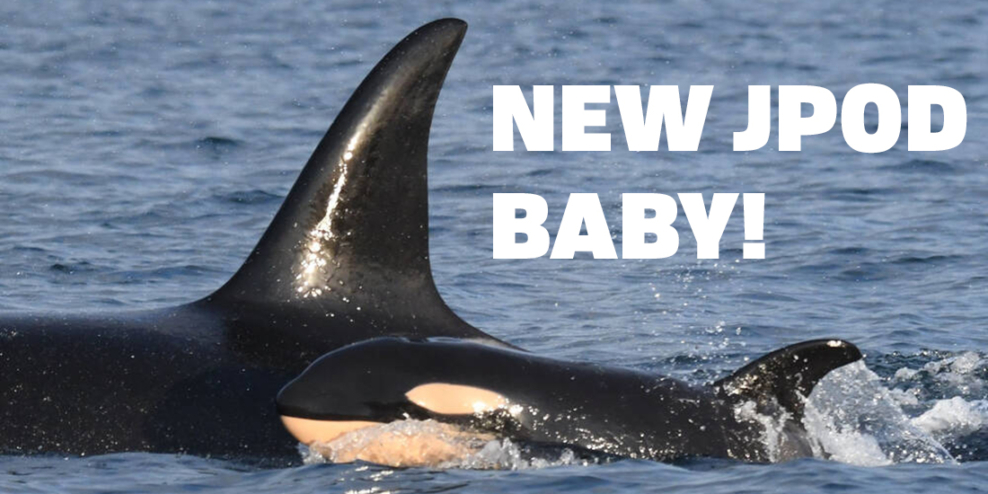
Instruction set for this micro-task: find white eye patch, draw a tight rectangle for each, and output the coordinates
[405,383,509,415]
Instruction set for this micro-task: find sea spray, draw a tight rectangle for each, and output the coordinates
[802,361,954,465]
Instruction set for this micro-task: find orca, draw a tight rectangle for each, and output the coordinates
[0,19,510,460]
[276,337,862,463]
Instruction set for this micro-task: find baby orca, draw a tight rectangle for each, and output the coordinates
[277,337,862,463]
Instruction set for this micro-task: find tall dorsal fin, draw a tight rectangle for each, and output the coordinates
[207,19,479,333]
[714,339,862,421]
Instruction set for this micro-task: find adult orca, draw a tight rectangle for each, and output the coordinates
[276,337,863,463]
[0,19,508,461]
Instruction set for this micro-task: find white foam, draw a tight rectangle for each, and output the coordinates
[299,419,589,470]
[911,397,988,440]
[893,367,919,381]
[897,352,986,394]
[447,437,586,470]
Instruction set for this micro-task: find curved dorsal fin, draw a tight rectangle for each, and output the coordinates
[714,339,862,420]
[207,20,482,336]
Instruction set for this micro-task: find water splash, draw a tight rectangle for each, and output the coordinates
[299,419,595,470]
[887,351,988,461]
[733,400,791,463]
[912,397,988,441]
[802,361,955,466]
[892,351,985,400]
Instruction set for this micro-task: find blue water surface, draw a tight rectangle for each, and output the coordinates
[0,0,986,492]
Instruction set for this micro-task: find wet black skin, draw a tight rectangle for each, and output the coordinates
[0,18,863,464]
[278,338,863,462]
[0,19,507,462]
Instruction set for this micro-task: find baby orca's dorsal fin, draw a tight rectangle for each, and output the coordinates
[714,339,862,420]
[204,20,495,341]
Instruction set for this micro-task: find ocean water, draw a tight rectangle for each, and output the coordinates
[1,0,987,492]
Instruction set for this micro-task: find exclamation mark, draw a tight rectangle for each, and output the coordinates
[743,193,765,259]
